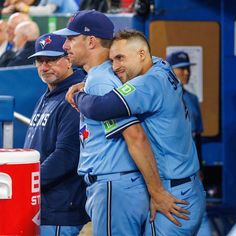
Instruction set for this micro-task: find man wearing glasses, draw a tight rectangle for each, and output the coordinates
[24,33,89,236]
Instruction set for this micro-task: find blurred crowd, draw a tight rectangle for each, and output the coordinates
[0,1,139,67]
[0,13,39,67]
[0,0,79,15]
[0,0,136,16]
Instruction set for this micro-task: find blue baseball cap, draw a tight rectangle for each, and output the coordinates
[53,10,114,40]
[28,33,67,58]
[166,51,196,68]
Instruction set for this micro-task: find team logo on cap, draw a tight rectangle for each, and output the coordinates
[68,16,75,23]
[178,53,187,59]
[68,12,77,24]
[84,27,90,32]
[40,36,52,49]
[80,124,89,147]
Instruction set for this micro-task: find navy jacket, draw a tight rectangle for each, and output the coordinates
[0,50,15,67]
[24,69,89,226]
[7,41,35,67]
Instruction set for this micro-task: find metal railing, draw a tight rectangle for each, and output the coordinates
[14,112,30,126]
[0,96,30,148]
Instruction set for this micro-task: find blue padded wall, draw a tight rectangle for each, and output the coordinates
[0,66,46,148]
[220,0,236,207]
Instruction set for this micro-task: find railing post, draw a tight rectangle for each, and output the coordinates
[0,96,15,148]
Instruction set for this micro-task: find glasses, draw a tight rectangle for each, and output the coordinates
[34,55,66,67]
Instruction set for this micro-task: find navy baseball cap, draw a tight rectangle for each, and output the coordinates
[166,51,196,68]
[53,10,114,40]
[28,33,67,59]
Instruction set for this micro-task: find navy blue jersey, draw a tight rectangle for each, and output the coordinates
[75,58,199,179]
[24,69,89,226]
[183,89,203,133]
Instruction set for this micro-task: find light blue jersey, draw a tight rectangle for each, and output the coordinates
[113,58,199,179]
[77,60,149,236]
[78,61,139,175]
[113,58,204,235]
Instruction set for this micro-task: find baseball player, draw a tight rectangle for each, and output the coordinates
[68,30,206,235]
[54,10,189,235]
[167,51,212,236]
[24,33,89,235]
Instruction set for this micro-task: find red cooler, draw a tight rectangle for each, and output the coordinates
[0,149,40,236]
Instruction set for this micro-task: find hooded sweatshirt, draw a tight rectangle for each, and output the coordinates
[24,69,90,225]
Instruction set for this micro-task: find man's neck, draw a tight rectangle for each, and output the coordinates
[48,69,73,91]
[141,59,153,75]
[84,48,109,72]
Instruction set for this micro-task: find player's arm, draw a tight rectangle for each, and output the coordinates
[72,74,161,121]
[73,90,126,120]
[122,123,190,226]
[65,79,121,119]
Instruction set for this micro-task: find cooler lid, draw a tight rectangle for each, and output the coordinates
[0,149,40,164]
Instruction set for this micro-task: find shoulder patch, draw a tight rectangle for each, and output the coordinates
[103,119,117,133]
[117,83,136,96]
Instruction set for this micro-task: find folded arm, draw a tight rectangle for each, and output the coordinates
[74,89,127,120]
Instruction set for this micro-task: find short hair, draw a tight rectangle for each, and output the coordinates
[112,29,151,54]
[99,38,112,49]
[82,35,112,49]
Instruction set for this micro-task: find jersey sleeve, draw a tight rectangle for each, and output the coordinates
[85,82,115,96]
[102,117,140,139]
[114,74,164,115]
[74,90,128,121]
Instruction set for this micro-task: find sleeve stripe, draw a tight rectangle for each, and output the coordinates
[113,88,131,116]
[105,120,140,139]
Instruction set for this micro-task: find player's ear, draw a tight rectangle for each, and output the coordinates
[87,36,97,49]
[138,49,146,61]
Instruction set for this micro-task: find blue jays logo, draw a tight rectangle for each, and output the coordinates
[80,124,89,147]
[40,36,52,49]
[68,11,77,24]
[68,15,75,23]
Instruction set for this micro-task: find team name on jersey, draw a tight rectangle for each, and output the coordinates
[30,113,50,127]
